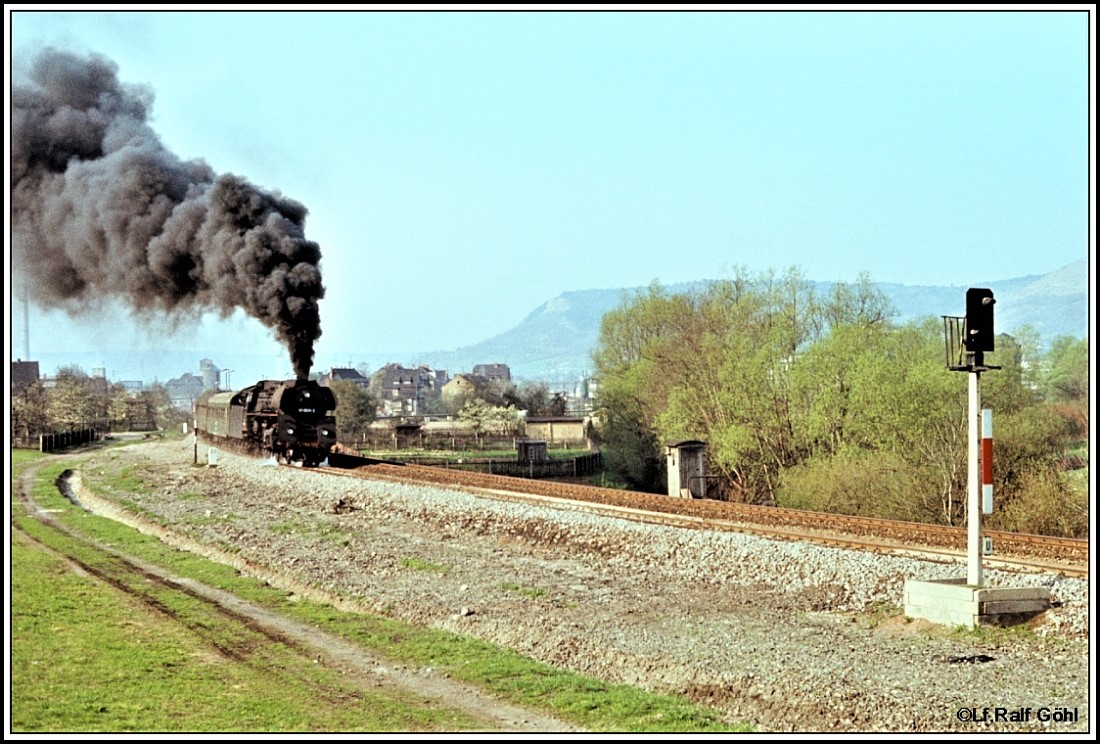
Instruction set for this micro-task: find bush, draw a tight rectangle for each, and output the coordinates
[776,449,933,522]
[987,468,1088,538]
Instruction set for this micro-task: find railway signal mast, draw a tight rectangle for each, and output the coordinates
[907,291,1048,626]
[944,288,999,585]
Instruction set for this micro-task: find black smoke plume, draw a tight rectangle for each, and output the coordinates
[11,48,324,379]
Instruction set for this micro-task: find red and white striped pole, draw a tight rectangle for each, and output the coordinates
[981,409,993,516]
[967,372,982,586]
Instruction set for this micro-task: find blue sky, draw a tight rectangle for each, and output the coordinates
[6,6,1093,382]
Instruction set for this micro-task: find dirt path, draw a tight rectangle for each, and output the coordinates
[15,458,583,733]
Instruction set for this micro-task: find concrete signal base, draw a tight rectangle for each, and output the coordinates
[904,578,1050,628]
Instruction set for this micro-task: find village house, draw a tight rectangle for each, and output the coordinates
[441,373,487,404]
[374,363,446,416]
[318,367,371,389]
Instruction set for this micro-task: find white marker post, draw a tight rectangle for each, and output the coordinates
[967,371,982,587]
[982,409,994,516]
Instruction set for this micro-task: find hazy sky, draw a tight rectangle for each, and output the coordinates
[5,6,1094,382]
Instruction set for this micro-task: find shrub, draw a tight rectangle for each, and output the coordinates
[776,448,932,522]
[987,468,1088,538]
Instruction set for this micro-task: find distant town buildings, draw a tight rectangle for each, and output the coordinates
[164,373,206,410]
[11,360,40,395]
[11,353,595,423]
[200,358,220,390]
[165,359,222,409]
[441,373,485,404]
[472,363,511,382]
[318,367,371,389]
[525,415,589,445]
[373,363,447,416]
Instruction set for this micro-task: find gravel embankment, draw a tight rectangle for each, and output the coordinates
[76,438,1090,733]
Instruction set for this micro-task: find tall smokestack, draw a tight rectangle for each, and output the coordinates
[11,48,325,378]
[22,283,30,360]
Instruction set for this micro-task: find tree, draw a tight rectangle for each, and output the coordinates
[144,384,182,430]
[1043,336,1088,410]
[511,381,549,414]
[47,367,109,430]
[11,380,50,439]
[480,379,515,408]
[827,321,969,523]
[592,281,702,492]
[328,380,376,445]
[595,268,847,502]
[108,384,132,430]
[457,398,520,442]
[590,270,1083,533]
[1041,336,1089,440]
[548,391,568,416]
[598,391,663,491]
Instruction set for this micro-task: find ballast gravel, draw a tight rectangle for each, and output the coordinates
[76,438,1090,733]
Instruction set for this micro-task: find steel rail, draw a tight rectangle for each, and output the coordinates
[305,461,1087,578]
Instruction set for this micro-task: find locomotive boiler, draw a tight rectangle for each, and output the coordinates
[194,378,337,466]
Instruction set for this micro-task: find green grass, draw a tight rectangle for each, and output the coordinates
[501,582,548,599]
[585,472,633,490]
[850,601,903,630]
[400,557,449,573]
[101,464,150,494]
[947,620,1047,643]
[10,524,480,732]
[12,448,49,468]
[1065,466,1088,496]
[10,447,753,733]
[11,454,479,732]
[1064,441,1088,497]
[313,611,744,732]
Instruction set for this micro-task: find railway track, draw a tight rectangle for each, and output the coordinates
[314,456,1088,578]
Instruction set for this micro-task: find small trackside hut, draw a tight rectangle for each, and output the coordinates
[665,440,707,499]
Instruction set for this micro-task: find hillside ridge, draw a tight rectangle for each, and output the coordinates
[412,260,1088,379]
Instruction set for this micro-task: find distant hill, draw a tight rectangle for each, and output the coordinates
[414,261,1089,381]
[40,262,1085,386]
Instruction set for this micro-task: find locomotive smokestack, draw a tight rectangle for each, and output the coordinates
[11,48,324,379]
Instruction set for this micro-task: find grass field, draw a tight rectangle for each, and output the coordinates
[9,447,752,734]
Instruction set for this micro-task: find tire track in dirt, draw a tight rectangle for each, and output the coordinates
[14,459,582,733]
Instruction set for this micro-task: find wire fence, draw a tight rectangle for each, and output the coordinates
[22,427,104,453]
[400,452,604,479]
[343,430,590,452]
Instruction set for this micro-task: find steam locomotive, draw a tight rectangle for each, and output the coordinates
[194,378,338,466]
